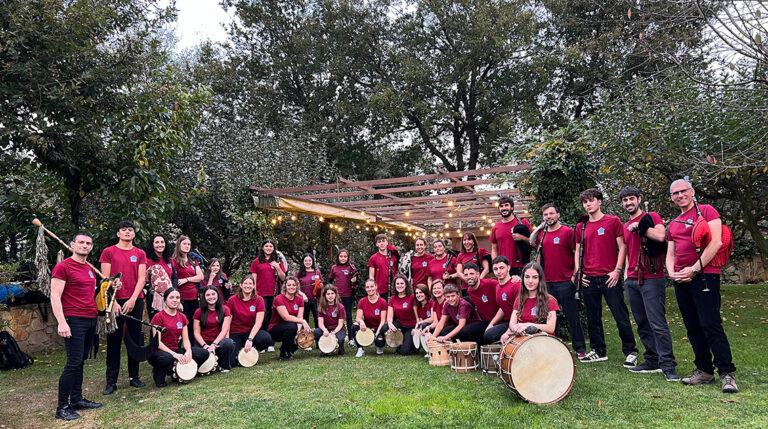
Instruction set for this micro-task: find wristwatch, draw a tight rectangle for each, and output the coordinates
[247,337,254,342]
[690,266,699,275]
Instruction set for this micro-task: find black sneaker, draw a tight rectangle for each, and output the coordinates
[579,350,608,363]
[129,378,146,388]
[102,383,117,395]
[663,368,681,382]
[629,362,662,373]
[623,352,639,368]
[71,399,102,410]
[55,406,81,421]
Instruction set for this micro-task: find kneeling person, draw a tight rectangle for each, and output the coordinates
[313,284,347,356]
[193,286,235,373]
[432,284,485,343]
[501,262,559,343]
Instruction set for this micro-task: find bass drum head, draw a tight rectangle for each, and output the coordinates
[505,335,576,405]
[237,348,259,367]
[355,329,375,347]
[198,353,218,374]
[318,335,338,354]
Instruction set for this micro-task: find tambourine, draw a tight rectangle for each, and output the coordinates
[172,360,198,383]
[198,353,218,375]
[318,334,339,354]
[385,329,404,348]
[296,329,314,350]
[355,328,375,347]
[237,348,259,367]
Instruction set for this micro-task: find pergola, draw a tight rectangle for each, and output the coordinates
[250,164,532,239]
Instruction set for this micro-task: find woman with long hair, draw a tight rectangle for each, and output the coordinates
[423,279,451,334]
[171,235,204,335]
[193,286,235,372]
[410,238,434,287]
[427,239,458,288]
[267,276,311,361]
[227,275,274,363]
[329,249,357,346]
[205,258,232,302]
[455,232,491,296]
[249,240,286,346]
[501,262,559,343]
[386,274,417,355]
[313,284,347,356]
[143,233,178,319]
[414,283,435,331]
[297,253,322,328]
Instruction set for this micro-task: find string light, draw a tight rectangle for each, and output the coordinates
[447,200,454,206]
[405,211,410,217]
[360,211,366,216]
[290,215,296,221]
[481,215,486,220]
[365,227,370,231]
[318,216,324,222]
[278,216,283,221]
[444,223,449,228]
[487,219,493,224]
[356,225,361,229]
[494,202,499,207]
[431,233,437,238]
[448,213,453,218]
[456,229,461,234]
[271,219,277,225]
[338,227,343,233]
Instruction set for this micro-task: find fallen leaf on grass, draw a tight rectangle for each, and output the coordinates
[598,400,604,409]
[742,333,747,337]
[652,394,662,398]
[720,399,736,404]
[675,416,680,419]
[338,413,343,418]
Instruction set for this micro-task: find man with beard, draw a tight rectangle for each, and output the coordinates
[490,196,532,276]
[536,203,586,359]
[462,263,499,344]
[620,187,678,381]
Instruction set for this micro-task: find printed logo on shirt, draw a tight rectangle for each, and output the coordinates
[553,237,560,244]
[402,302,408,309]
[88,271,94,278]
[426,311,431,317]
[293,304,299,311]
[312,275,318,280]
[530,307,537,316]
[482,295,488,303]
[167,263,172,269]
[422,262,428,267]
[332,311,338,318]
[685,223,692,229]
[597,227,605,236]
[502,292,507,301]
[130,255,138,262]
[176,321,183,329]
[218,279,223,284]
[343,270,349,275]
[374,309,380,315]
[249,305,256,312]
[389,261,394,266]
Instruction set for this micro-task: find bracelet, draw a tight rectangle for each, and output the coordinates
[212,342,218,347]
[247,337,254,342]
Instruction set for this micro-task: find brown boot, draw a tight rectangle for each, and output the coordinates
[682,369,715,385]
[721,372,738,393]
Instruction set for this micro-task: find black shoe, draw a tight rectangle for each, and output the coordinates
[155,381,168,388]
[55,406,81,421]
[102,383,117,395]
[338,348,345,356]
[129,379,146,388]
[280,353,294,361]
[71,399,102,410]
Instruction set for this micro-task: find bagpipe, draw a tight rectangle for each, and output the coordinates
[633,202,667,285]
[386,244,401,297]
[574,215,590,304]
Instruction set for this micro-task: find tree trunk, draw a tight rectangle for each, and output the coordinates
[740,208,768,270]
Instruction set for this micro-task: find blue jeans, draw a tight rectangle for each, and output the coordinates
[58,316,96,408]
[625,277,676,370]
[583,275,637,356]
[548,281,586,353]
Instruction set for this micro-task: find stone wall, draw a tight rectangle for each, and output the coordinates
[1,303,64,354]
[722,256,768,285]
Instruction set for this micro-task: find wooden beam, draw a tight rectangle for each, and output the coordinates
[297,178,503,200]
[437,167,475,192]
[335,190,526,208]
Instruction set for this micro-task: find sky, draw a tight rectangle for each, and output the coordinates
[170,0,233,50]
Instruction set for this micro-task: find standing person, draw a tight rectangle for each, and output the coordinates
[297,253,322,328]
[100,220,147,395]
[250,239,287,352]
[500,262,559,342]
[620,186,678,381]
[227,275,274,362]
[536,204,586,358]
[431,284,484,343]
[143,233,177,320]
[462,263,499,344]
[171,235,205,337]
[456,232,491,296]
[427,239,458,288]
[414,283,435,331]
[667,179,737,393]
[268,276,311,361]
[409,238,434,288]
[386,274,417,355]
[574,189,638,365]
[205,258,232,302]
[490,196,532,276]
[349,278,388,357]
[423,279,451,335]
[193,286,236,373]
[484,256,522,344]
[367,234,398,301]
[329,249,358,346]
[51,231,102,420]
[313,284,347,356]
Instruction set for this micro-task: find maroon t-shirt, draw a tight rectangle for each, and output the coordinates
[388,294,416,328]
[490,218,533,268]
[456,247,490,290]
[227,295,266,335]
[329,264,357,298]
[268,293,303,329]
[358,296,387,328]
[51,257,98,318]
[151,310,188,350]
[468,279,499,322]
[442,298,480,325]
[248,258,286,297]
[624,212,665,279]
[410,253,434,287]
[319,303,346,330]
[496,278,521,323]
[416,300,434,321]
[513,295,560,324]
[99,245,146,300]
[668,204,721,274]
[367,252,397,295]
[193,305,231,343]
[172,258,200,301]
[432,298,452,326]
[206,273,229,300]
[427,255,458,286]
[298,270,323,302]
[536,225,576,282]
[575,215,624,276]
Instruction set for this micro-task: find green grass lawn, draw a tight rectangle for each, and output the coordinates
[2,283,767,429]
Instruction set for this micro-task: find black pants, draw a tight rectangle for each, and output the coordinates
[196,338,236,370]
[230,331,274,366]
[583,275,637,356]
[483,323,508,344]
[304,301,318,328]
[349,323,386,348]
[548,281,587,353]
[181,299,198,337]
[144,287,158,321]
[313,328,347,355]
[148,347,208,385]
[262,296,275,331]
[58,316,96,408]
[454,321,488,344]
[106,298,144,384]
[392,321,416,355]
[509,267,522,277]
[674,274,735,375]
[268,322,299,356]
[341,296,355,337]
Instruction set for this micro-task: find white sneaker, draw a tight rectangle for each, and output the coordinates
[424,353,429,358]
[355,348,365,358]
[267,346,275,353]
[348,340,355,347]
[623,352,639,368]
[220,369,230,373]
[376,347,384,355]
[306,347,312,351]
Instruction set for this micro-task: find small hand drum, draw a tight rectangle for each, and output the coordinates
[411,329,421,350]
[318,334,339,354]
[172,360,198,383]
[237,348,259,367]
[385,329,404,348]
[296,329,314,350]
[198,353,218,375]
[355,328,375,347]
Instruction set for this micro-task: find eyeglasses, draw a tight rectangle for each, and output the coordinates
[670,188,691,197]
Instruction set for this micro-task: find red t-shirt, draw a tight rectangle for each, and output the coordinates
[416,300,434,321]
[298,270,323,302]
[495,278,521,323]
[193,305,231,343]
[432,298,452,326]
[668,204,721,274]
[367,252,397,295]
[624,212,665,279]
[388,294,416,328]
[427,255,458,286]
[99,245,146,300]
[456,247,490,290]
[51,257,98,318]
[172,258,200,301]
[468,279,499,322]
[329,264,357,298]
[151,310,188,350]
[249,258,286,297]
[357,296,387,328]
[227,295,266,335]
[410,253,434,287]
[490,218,533,268]
[268,293,304,329]
[537,225,576,282]
[575,215,624,276]
[319,303,346,330]
[513,295,560,324]
[442,298,480,325]
[206,273,229,299]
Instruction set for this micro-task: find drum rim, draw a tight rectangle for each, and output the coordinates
[173,360,198,381]
[198,353,218,373]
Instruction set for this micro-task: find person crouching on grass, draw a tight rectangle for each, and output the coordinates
[430,284,485,343]
[349,278,388,357]
[313,284,348,356]
[386,274,418,355]
[193,286,236,373]
[268,276,311,361]
[500,262,559,343]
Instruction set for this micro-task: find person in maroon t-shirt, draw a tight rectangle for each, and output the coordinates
[99,220,148,395]
[409,238,434,289]
[170,235,204,337]
[536,203,585,357]
[500,263,559,343]
[367,234,398,300]
[143,233,178,320]
[666,179,736,392]
[386,274,418,355]
[619,186,677,380]
[193,286,236,372]
[427,239,458,288]
[431,284,484,343]
[414,283,434,331]
[574,189,637,365]
[329,249,358,346]
[227,275,274,361]
[422,280,450,336]
[490,196,532,275]
[456,232,491,295]
[148,289,208,387]
[249,239,287,346]
[350,278,388,357]
[483,256,522,344]
[297,253,323,328]
[51,231,101,421]
[268,276,311,361]
[313,284,348,356]
[205,258,232,303]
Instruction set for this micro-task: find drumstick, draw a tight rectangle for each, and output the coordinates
[32,218,106,279]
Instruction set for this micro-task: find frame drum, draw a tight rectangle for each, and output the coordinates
[411,329,421,351]
[198,353,218,375]
[237,348,259,367]
[385,329,404,348]
[172,360,198,383]
[296,329,314,350]
[318,334,339,354]
[355,328,375,347]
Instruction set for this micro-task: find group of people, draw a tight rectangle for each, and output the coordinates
[48,179,738,421]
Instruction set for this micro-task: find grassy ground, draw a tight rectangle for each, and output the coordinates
[1,283,767,429]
